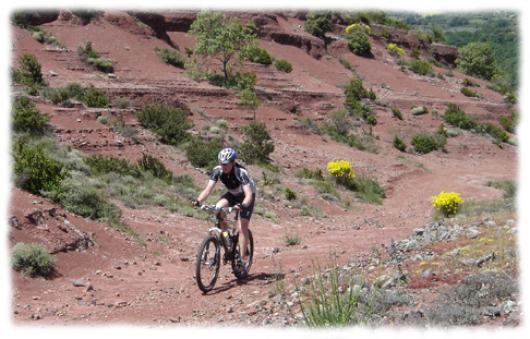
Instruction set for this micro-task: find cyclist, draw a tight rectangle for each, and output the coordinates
[192,147,256,262]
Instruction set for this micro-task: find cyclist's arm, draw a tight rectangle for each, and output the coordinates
[197,180,216,203]
[241,184,253,207]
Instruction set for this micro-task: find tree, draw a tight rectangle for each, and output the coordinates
[304,11,333,40]
[238,88,260,120]
[189,11,255,86]
[456,42,497,80]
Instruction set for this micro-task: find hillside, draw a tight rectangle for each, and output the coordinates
[8,10,519,326]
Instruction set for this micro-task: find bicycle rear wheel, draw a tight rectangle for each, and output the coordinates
[231,230,254,279]
[195,235,220,293]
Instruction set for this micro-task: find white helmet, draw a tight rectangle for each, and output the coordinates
[218,147,237,164]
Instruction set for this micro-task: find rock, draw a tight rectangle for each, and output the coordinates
[421,268,434,279]
[107,73,117,79]
[49,70,59,77]
[272,247,280,254]
[72,279,88,287]
[430,43,458,66]
[466,227,480,239]
[502,300,517,315]
[411,106,428,115]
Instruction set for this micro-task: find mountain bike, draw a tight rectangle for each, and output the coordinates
[194,204,254,293]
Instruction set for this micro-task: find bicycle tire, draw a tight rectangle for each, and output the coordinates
[231,229,254,280]
[195,235,220,293]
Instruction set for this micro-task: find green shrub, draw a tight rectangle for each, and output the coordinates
[239,121,275,164]
[82,85,108,107]
[71,10,102,24]
[393,135,406,152]
[410,47,420,59]
[391,107,403,120]
[43,87,71,106]
[78,41,114,73]
[344,78,373,115]
[284,187,297,201]
[12,96,49,134]
[463,78,480,87]
[274,59,293,73]
[346,30,371,56]
[186,136,223,169]
[85,155,140,177]
[487,180,516,199]
[339,58,354,71]
[12,243,55,277]
[499,112,517,133]
[443,104,476,130]
[408,59,433,76]
[136,103,191,145]
[480,123,510,143]
[351,175,386,204]
[14,53,44,87]
[137,154,173,184]
[411,132,447,154]
[283,232,301,246]
[241,44,272,65]
[155,47,186,68]
[54,177,122,223]
[87,57,114,73]
[13,140,65,195]
[460,87,480,98]
[304,11,332,39]
[111,96,131,109]
[456,42,497,80]
[296,167,324,180]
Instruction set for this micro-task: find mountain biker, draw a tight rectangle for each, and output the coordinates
[192,147,256,261]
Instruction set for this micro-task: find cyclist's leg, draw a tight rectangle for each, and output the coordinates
[215,198,230,229]
[238,193,255,261]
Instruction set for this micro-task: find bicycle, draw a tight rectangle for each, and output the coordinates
[194,204,254,293]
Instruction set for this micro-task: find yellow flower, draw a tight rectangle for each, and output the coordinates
[327,160,356,183]
[432,191,464,217]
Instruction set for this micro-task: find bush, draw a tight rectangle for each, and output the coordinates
[239,121,275,164]
[480,123,510,143]
[13,140,65,195]
[284,187,297,201]
[432,191,464,217]
[408,59,433,76]
[443,104,476,130]
[411,132,446,154]
[456,42,497,80]
[460,87,480,98]
[137,154,173,184]
[12,243,55,277]
[327,160,355,186]
[296,167,324,180]
[391,107,403,120]
[410,47,420,59]
[386,43,405,57]
[111,96,131,109]
[499,112,517,133]
[185,136,223,169]
[304,11,332,39]
[136,103,191,145]
[241,44,273,65]
[274,59,293,73]
[345,22,372,35]
[155,47,186,68]
[12,96,49,134]
[85,155,140,177]
[487,180,516,199]
[347,30,371,56]
[339,58,354,71]
[82,85,108,107]
[14,53,44,87]
[393,135,406,152]
[351,175,386,204]
[54,178,122,223]
[283,232,301,246]
[463,78,480,87]
[78,41,114,73]
[344,78,373,115]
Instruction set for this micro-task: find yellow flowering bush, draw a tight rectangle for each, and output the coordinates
[432,191,464,217]
[345,23,372,35]
[386,43,405,57]
[327,160,356,185]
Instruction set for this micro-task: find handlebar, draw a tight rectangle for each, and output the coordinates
[198,204,240,216]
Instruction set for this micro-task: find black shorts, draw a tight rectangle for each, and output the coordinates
[220,192,255,220]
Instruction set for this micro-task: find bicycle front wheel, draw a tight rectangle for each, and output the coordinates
[195,235,220,293]
[231,230,254,280]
